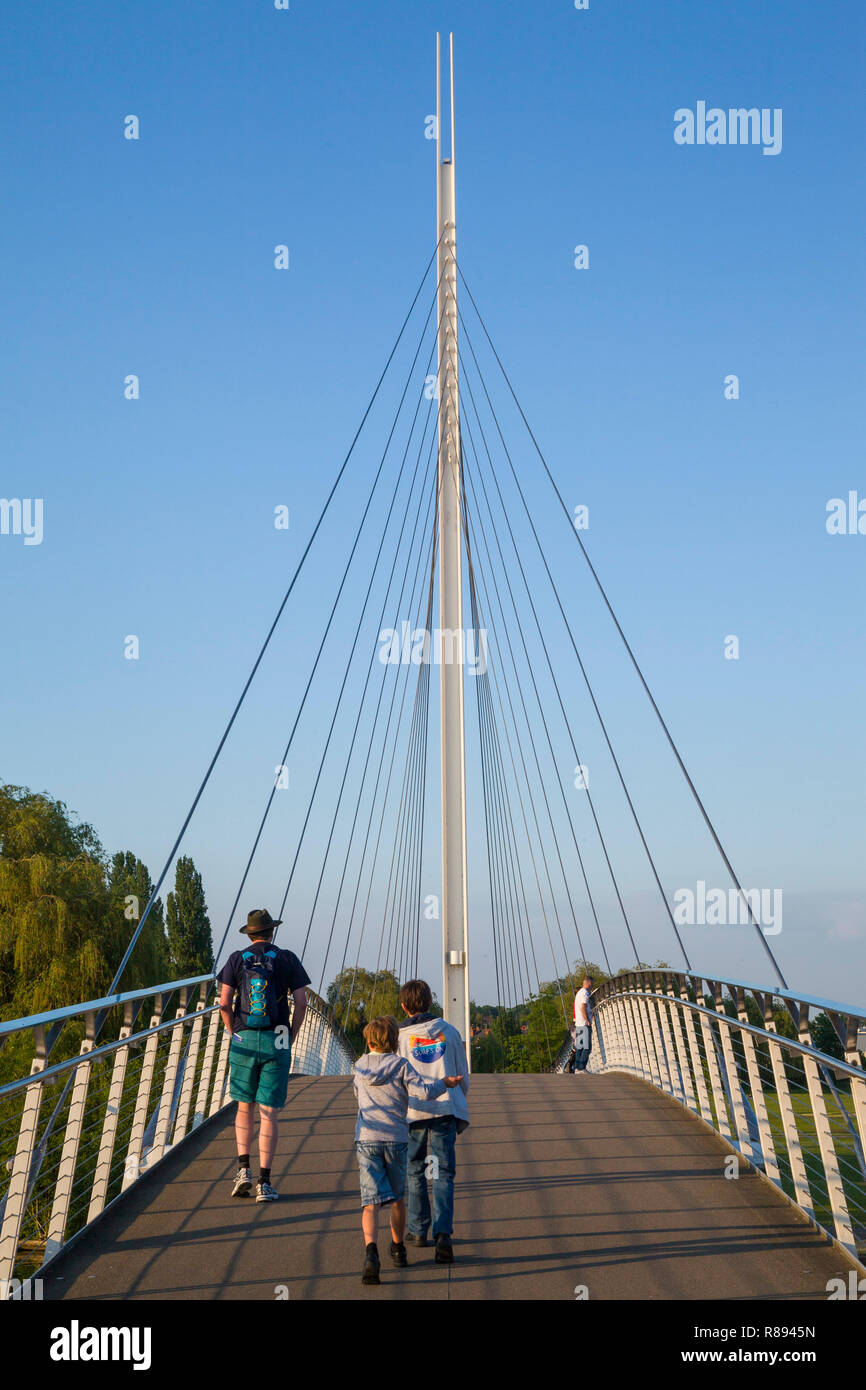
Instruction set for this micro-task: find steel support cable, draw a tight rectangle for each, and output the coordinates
[411,642,432,979]
[292,294,452,976]
[270,314,447,949]
[304,405,434,986]
[451,380,585,1003]
[472,640,517,1012]
[332,485,439,1024]
[456,338,641,974]
[479,660,558,1067]
[384,548,435,987]
[456,265,787,991]
[469,601,506,1017]
[387,632,431,984]
[462,454,590,991]
[437,377,531,1012]
[396,658,431,985]
[441,360,588,989]
[337,504,440,1026]
[474,615,552,1057]
[475,651,530,1011]
[475,643,567,1041]
[461,502,578,1006]
[457,312,689,975]
[211,278,444,968]
[461,502,522,1015]
[382,657,427,982]
[324,457,440,1013]
[306,403,439,991]
[470,580,572,1018]
[473,643,559,1064]
[454,379,613,976]
[369,549,437,1017]
[475,645,542,1013]
[105,238,445,1002]
[458,347,633,978]
[463,482,569,1038]
[401,654,431,984]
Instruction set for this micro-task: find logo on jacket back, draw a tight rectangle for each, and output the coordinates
[410,1035,446,1064]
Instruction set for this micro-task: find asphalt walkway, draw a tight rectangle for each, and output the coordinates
[42,1073,857,1300]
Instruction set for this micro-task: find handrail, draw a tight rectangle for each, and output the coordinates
[603,986,865,1082]
[0,981,355,1292]
[0,974,216,1040]
[603,967,866,1024]
[582,969,866,1268]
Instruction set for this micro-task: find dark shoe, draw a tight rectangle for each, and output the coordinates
[362,1244,380,1285]
[434,1233,454,1264]
[405,1230,428,1247]
[390,1241,408,1267]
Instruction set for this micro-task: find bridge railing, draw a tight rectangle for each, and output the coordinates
[579,969,866,1264]
[0,975,355,1292]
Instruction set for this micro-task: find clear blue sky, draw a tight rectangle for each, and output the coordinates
[2,1,864,1009]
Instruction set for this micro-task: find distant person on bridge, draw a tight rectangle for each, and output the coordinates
[397,979,470,1265]
[217,908,311,1203]
[353,1014,463,1286]
[569,974,594,1073]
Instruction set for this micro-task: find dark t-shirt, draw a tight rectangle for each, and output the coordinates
[217,942,311,1030]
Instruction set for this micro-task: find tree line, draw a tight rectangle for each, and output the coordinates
[0,783,213,1026]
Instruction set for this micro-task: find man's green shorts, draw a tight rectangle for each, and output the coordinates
[229,1029,292,1108]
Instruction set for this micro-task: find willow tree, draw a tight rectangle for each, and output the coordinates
[0,784,111,1018]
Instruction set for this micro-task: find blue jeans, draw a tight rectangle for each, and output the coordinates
[572,1025,592,1072]
[407,1117,457,1238]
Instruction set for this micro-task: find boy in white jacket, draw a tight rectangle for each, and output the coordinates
[397,979,470,1263]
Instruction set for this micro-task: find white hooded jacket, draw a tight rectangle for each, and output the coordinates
[397,1014,470,1132]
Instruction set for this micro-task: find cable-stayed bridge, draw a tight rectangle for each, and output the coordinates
[1,37,864,1301]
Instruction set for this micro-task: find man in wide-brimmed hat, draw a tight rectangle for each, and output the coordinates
[217,910,311,1201]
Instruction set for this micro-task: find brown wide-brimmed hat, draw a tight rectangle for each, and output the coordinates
[240,909,283,937]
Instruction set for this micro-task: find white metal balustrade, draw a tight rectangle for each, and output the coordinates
[555,969,866,1266]
[0,975,355,1290]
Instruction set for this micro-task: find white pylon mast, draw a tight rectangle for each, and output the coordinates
[436,33,470,1053]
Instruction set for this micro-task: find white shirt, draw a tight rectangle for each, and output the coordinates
[574,987,593,1027]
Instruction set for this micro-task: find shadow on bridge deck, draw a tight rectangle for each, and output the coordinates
[42,1074,857,1301]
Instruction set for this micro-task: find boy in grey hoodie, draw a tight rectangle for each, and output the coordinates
[353,1014,463,1285]
[397,979,470,1264]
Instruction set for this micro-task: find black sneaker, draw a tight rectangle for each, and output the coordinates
[405,1230,428,1247]
[231,1166,252,1198]
[434,1233,454,1264]
[362,1244,380,1285]
[390,1241,408,1267]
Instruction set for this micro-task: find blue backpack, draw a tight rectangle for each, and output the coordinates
[238,948,280,1029]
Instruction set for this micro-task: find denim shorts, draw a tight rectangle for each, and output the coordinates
[229,1029,291,1108]
[355,1141,408,1208]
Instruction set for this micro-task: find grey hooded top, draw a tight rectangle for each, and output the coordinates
[353,1052,448,1143]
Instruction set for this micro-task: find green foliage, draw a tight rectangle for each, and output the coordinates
[107,851,170,988]
[326,967,402,1049]
[165,856,213,977]
[0,784,113,1018]
[0,783,209,1030]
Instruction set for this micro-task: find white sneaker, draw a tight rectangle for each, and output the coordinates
[256,1180,279,1202]
[231,1166,252,1198]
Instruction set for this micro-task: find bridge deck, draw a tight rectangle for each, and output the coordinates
[43,1073,856,1301]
